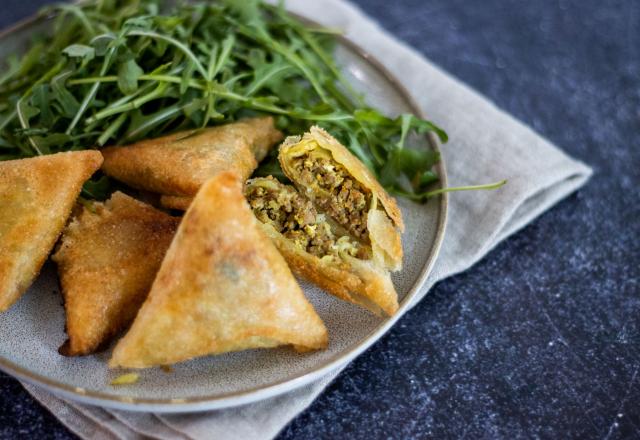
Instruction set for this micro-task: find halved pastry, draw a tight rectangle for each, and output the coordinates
[245,176,399,316]
[245,127,404,316]
[101,117,283,197]
[53,192,179,356]
[280,126,404,272]
[109,172,327,369]
[0,151,103,312]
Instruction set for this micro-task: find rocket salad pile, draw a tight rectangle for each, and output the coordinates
[0,0,504,200]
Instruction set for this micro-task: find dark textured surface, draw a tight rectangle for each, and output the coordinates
[1,0,639,439]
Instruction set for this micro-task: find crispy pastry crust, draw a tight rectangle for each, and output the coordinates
[257,222,399,316]
[109,172,327,369]
[159,194,193,211]
[279,126,403,272]
[101,117,282,196]
[0,151,103,312]
[53,192,179,356]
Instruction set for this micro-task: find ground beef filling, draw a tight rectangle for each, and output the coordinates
[246,177,368,260]
[292,154,370,240]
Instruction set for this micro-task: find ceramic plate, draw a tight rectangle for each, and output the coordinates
[0,10,448,412]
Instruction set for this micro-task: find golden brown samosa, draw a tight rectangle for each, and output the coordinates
[245,127,404,316]
[101,117,282,197]
[53,192,179,356]
[109,172,327,369]
[0,151,103,312]
[159,194,192,211]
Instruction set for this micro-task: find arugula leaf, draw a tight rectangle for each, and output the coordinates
[117,58,144,95]
[398,113,448,144]
[0,43,44,87]
[246,52,294,96]
[50,71,80,118]
[81,174,112,200]
[30,85,54,128]
[380,148,441,193]
[62,44,96,62]
[16,99,40,122]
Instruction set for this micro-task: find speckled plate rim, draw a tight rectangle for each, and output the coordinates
[0,8,448,413]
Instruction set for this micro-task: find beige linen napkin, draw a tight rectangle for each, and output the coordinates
[22,0,592,438]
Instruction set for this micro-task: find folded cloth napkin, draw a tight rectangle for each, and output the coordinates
[22,0,593,438]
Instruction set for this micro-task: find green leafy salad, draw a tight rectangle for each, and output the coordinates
[0,0,504,200]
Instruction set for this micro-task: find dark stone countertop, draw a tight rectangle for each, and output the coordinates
[1,0,639,439]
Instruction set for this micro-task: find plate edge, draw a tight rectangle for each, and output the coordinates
[0,9,449,413]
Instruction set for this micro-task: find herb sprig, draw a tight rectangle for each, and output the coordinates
[0,0,499,201]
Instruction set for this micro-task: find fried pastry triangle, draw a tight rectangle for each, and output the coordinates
[244,127,405,317]
[53,192,179,356]
[0,151,103,311]
[159,194,192,211]
[110,172,327,369]
[101,117,282,197]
